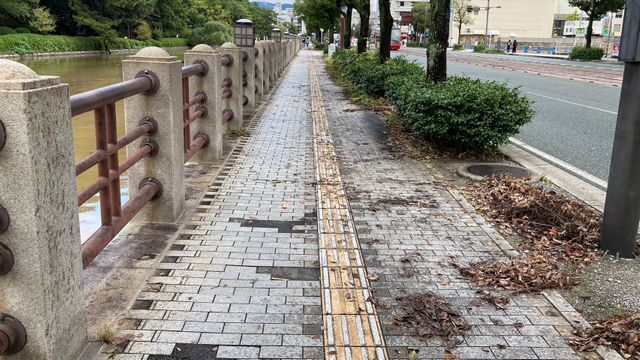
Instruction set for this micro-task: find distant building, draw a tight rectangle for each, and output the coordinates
[449,0,624,44]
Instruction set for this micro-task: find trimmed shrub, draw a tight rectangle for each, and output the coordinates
[453,44,464,51]
[393,77,534,150]
[14,27,31,34]
[154,37,188,47]
[0,27,15,35]
[473,44,486,53]
[570,46,604,61]
[329,50,534,151]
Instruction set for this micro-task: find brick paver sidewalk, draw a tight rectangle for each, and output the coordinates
[113,51,583,359]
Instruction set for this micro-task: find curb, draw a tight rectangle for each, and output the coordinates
[508,138,608,191]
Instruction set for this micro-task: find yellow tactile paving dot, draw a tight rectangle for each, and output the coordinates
[322,288,376,315]
[310,60,388,360]
[321,266,368,289]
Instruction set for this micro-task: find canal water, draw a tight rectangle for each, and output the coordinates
[20,50,185,240]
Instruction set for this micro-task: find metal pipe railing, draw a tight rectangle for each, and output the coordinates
[70,72,158,116]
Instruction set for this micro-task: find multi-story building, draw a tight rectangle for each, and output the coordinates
[390,0,429,27]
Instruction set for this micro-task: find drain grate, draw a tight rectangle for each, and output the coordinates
[459,163,533,181]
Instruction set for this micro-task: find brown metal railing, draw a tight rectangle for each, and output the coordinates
[182,60,211,162]
[70,71,162,268]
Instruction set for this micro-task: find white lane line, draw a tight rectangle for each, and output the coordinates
[509,137,608,190]
[527,91,618,115]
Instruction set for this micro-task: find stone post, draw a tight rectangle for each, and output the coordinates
[122,47,184,223]
[219,43,244,131]
[261,42,271,92]
[280,42,286,74]
[254,43,265,103]
[240,47,256,116]
[0,60,87,359]
[184,45,223,163]
[268,42,276,89]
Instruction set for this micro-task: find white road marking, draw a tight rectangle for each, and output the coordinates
[509,138,608,190]
[527,91,618,115]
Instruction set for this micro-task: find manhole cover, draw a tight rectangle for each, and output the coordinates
[458,163,533,181]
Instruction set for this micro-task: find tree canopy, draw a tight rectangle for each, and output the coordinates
[1,0,280,46]
[568,0,625,47]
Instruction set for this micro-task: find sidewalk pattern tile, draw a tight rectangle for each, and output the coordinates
[311,52,582,360]
[112,50,586,360]
[310,60,388,360]
[116,51,322,360]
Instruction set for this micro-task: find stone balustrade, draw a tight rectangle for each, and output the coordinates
[0,37,301,359]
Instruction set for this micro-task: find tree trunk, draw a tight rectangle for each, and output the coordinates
[357,8,370,53]
[426,0,450,83]
[344,5,353,49]
[379,0,393,62]
[457,22,462,44]
[329,28,335,43]
[586,14,594,48]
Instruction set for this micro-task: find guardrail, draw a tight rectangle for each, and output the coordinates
[0,37,302,359]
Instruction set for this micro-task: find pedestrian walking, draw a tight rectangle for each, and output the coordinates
[506,40,512,53]
[512,39,518,54]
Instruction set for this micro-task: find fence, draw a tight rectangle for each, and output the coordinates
[0,37,301,359]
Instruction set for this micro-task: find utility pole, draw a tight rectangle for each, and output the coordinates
[485,0,490,45]
[600,0,640,258]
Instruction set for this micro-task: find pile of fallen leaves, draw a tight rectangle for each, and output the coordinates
[392,292,470,348]
[571,314,640,358]
[469,176,602,266]
[455,255,577,293]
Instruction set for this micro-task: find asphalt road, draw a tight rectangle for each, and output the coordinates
[395,50,622,182]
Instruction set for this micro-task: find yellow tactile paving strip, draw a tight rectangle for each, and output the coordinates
[309,60,389,360]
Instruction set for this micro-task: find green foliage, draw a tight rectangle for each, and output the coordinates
[452,44,463,50]
[135,21,152,40]
[329,50,534,152]
[0,0,38,27]
[0,34,103,54]
[188,20,233,46]
[570,46,604,61]
[411,2,429,34]
[294,0,342,36]
[0,26,16,35]
[473,43,486,52]
[0,33,187,54]
[29,7,56,34]
[14,27,30,33]
[407,41,427,48]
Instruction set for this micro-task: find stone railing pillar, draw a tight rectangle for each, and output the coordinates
[254,43,265,102]
[240,47,256,116]
[261,42,271,92]
[122,47,185,223]
[268,42,276,89]
[219,43,243,131]
[0,60,87,359]
[184,44,223,163]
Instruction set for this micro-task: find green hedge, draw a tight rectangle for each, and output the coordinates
[570,46,604,61]
[0,34,189,55]
[329,50,534,151]
[0,27,16,35]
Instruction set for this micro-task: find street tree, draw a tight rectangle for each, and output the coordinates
[344,0,370,53]
[341,4,354,49]
[69,0,120,52]
[379,0,392,62]
[568,0,625,48]
[294,0,341,42]
[426,0,450,83]
[411,2,429,35]
[452,0,473,44]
